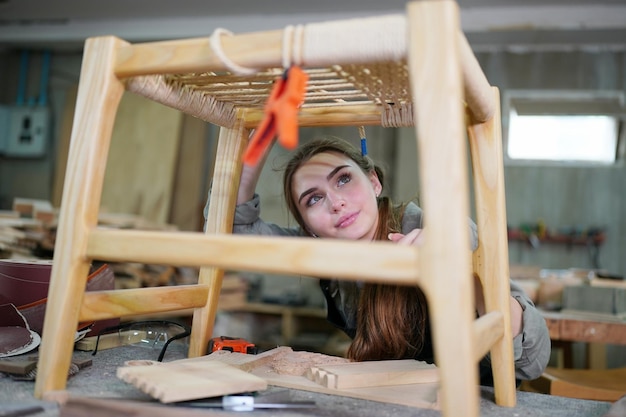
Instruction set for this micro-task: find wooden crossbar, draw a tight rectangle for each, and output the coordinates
[86,228,421,285]
[79,285,209,321]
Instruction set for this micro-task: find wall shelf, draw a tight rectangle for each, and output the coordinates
[507,229,606,246]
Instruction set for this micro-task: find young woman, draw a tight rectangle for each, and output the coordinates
[205,135,550,384]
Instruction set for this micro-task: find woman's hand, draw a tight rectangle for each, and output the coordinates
[388,228,425,246]
[391,228,524,339]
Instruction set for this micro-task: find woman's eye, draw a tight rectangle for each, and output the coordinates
[306,195,322,207]
[337,173,351,186]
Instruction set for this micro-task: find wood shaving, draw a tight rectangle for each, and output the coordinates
[269,351,349,376]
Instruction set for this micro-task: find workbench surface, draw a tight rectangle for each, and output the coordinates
[0,343,615,417]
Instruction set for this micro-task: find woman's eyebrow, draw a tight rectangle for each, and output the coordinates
[327,165,349,181]
[297,165,350,204]
[298,187,316,205]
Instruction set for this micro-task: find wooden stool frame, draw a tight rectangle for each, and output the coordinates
[34,2,516,416]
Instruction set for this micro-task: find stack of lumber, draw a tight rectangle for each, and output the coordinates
[0,198,249,311]
[0,198,56,259]
[12,198,56,223]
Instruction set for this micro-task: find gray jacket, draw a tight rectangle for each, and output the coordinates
[204,193,550,381]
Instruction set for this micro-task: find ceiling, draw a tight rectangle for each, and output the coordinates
[1,0,625,52]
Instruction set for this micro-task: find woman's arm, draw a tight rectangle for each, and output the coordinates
[204,135,302,237]
[473,278,523,337]
[237,136,272,205]
[508,281,551,380]
[466,270,550,380]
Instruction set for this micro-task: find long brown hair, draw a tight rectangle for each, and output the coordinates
[282,136,428,361]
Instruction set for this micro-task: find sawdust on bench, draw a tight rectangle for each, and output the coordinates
[269,351,349,376]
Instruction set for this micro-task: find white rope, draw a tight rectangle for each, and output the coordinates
[282,25,294,69]
[298,14,406,67]
[293,24,305,66]
[209,28,257,75]
[282,24,305,68]
[381,102,413,127]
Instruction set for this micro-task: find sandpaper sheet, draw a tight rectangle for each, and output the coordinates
[0,303,40,357]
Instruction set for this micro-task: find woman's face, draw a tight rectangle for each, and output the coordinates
[291,151,382,241]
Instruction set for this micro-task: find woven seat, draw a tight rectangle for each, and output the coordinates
[34,2,516,417]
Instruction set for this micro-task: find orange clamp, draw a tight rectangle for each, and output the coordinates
[243,66,309,166]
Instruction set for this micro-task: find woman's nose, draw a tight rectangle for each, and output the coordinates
[327,194,345,211]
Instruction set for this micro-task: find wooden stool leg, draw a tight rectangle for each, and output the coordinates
[468,87,517,407]
[407,2,479,417]
[34,37,126,398]
[188,121,250,357]
[428,284,480,417]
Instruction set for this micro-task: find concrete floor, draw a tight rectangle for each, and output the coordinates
[0,342,616,417]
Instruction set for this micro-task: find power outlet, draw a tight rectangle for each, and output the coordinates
[5,106,50,157]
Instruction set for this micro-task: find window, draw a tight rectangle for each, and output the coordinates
[504,91,624,165]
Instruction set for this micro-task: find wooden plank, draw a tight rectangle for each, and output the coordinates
[12,198,53,219]
[12,198,36,216]
[472,311,505,362]
[79,285,209,321]
[86,228,421,285]
[0,210,20,219]
[60,397,215,417]
[309,359,439,389]
[114,31,285,78]
[0,218,41,228]
[590,278,626,289]
[250,362,439,409]
[0,359,38,375]
[117,360,267,403]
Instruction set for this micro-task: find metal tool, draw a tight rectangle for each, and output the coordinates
[0,405,45,417]
[177,391,316,411]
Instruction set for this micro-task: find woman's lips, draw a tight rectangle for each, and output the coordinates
[335,212,358,228]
